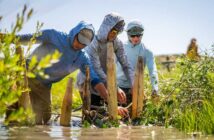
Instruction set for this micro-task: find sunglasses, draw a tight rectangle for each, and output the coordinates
[110,27,124,35]
[110,21,125,35]
[130,34,142,38]
[110,29,119,34]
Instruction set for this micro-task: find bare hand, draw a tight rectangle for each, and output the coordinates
[151,90,159,98]
[151,90,160,103]
[117,107,129,117]
[94,83,108,101]
[117,88,126,104]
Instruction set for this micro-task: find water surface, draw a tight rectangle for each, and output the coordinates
[0,117,213,140]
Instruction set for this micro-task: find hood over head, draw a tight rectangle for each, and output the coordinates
[126,20,144,35]
[97,12,124,42]
[69,21,94,46]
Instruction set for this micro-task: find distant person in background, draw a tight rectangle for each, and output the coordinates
[116,20,159,105]
[186,38,200,60]
[166,56,171,72]
[76,13,134,117]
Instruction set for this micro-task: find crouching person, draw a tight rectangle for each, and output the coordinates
[77,13,134,118]
[16,21,109,125]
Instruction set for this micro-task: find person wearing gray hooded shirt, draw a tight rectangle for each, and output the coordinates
[116,20,159,104]
[77,13,134,117]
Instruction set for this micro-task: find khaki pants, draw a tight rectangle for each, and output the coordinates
[28,78,51,125]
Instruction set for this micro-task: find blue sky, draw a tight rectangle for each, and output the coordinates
[0,0,214,55]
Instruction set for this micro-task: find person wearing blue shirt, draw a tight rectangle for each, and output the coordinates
[16,21,108,125]
[116,20,159,104]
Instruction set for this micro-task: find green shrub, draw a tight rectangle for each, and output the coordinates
[141,46,214,134]
[0,6,61,125]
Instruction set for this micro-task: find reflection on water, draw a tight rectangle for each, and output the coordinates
[0,118,213,140]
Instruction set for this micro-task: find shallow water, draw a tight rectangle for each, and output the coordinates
[0,117,214,140]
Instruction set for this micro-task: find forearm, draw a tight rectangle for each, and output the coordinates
[148,63,159,91]
[17,33,41,45]
[146,52,159,92]
[151,74,158,91]
[93,82,108,100]
[95,67,107,82]
[86,43,107,82]
[90,55,107,82]
[17,29,54,45]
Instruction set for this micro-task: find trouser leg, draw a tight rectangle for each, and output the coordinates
[28,78,51,125]
[5,102,19,122]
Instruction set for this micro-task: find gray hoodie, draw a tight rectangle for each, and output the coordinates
[77,13,133,94]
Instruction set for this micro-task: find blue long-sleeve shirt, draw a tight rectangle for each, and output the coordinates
[18,21,101,87]
[116,41,159,92]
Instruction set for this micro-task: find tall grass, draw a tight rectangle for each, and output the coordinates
[141,48,214,134]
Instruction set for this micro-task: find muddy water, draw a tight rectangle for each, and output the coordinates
[0,118,214,140]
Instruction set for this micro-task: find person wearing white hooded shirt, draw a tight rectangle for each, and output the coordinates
[116,20,159,104]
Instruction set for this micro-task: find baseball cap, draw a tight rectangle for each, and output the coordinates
[77,28,94,46]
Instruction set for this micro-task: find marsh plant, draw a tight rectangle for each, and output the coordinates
[141,46,214,134]
[0,6,61,125]
[1,5,214,135]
